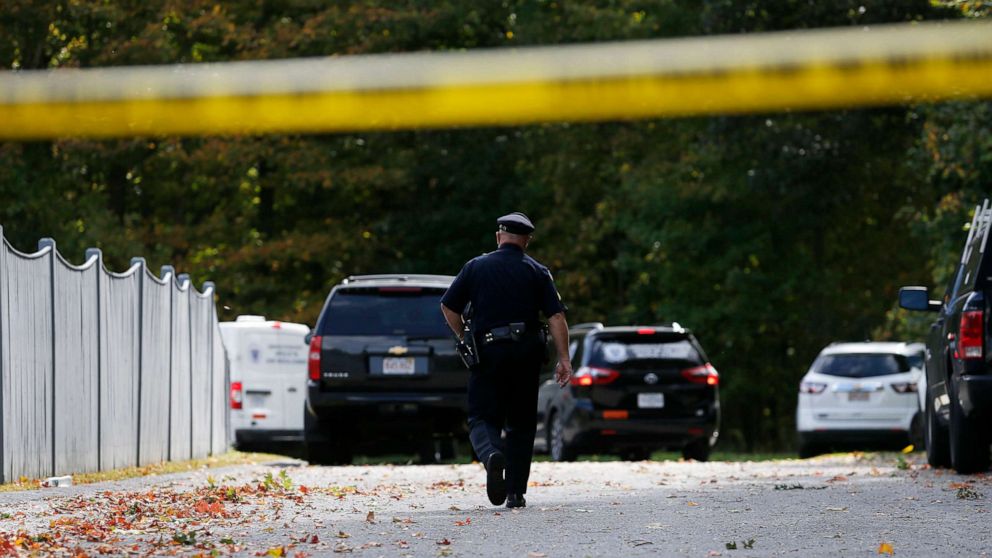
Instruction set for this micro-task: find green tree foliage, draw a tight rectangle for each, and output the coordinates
[0,0,983,449]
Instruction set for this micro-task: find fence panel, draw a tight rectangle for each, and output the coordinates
[190,292,212,458]
[0,232,226,482]
[53,256,100,475]
[211,318,228,456]
[1,243,54,481]
[170,284,192,461]
[139,270,173,465]
[99,269,141,470]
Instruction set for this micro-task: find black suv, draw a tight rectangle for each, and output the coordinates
[304,274,465,464]
[535,323,720,461]
[899,200,992,473]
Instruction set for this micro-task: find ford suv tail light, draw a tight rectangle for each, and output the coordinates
[681,363,719,386]
[799,381,827,394]
[230,381,243,409]
[308,335,323,381]
[891,382,918,393]
[959,310,984,360]
[571,366,621,386]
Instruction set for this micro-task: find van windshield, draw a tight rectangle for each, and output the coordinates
[814,353,910,378]
[319,289,451,337]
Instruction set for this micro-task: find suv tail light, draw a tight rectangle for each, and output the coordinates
[571,366,620,386]
[959,310,984,360]
[681,363,719,386]
[230,381,243,409]
[891,382,918,393]
[308,335,323,381]
[799,381,827,394]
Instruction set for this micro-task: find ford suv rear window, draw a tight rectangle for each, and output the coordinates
[814,353,910,378]
[318,289,450,337]
[587,336,702,368]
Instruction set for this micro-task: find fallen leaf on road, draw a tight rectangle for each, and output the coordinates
[437,539,451,546]
[687,502,699,507]
[826,476,848,483]
[337,531,351,539]
[366,511,375,523]
[707,552,722,557]
[393,517,414,524]
[825,507,848,512]
[454,518,471,526]
[333,542,353,553]
[878,542,894,555]
[449,505,461,511]
[528,552,547,557]
[438,548,453,557]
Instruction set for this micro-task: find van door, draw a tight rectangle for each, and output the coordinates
[265,330,308,431]
[241,330,307,432]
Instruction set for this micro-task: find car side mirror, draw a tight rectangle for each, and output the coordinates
[304,331,313,345]
[898,286,940,312]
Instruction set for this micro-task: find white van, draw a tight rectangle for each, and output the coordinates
[219,316,310,450]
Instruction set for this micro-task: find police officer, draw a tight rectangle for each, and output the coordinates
[440,212,572,509]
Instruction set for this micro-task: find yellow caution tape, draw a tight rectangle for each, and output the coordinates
[0,20,990,138]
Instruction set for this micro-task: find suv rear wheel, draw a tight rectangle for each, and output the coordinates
[925,385,951,468]
[949,378,991,473]
[304,408,353,465]
[797,433,820,459]
[681,438,711,462]
[548,411,576,462]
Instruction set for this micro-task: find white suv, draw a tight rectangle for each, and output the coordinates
[796,342,925,458]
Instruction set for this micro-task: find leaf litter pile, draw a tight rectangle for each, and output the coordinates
[0,469,484,557]
[0,470,323,557]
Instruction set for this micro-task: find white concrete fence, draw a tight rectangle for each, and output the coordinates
[0,227,228,483]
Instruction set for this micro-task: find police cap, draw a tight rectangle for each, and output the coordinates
[497,212,535,235]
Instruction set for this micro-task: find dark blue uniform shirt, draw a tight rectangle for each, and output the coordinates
[441,244,566,333]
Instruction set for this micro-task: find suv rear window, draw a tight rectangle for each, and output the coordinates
[587,336,702,368]
[814,353,910,378]
[318,289,450,337]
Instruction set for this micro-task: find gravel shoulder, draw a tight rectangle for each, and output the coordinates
[1,453,989,557]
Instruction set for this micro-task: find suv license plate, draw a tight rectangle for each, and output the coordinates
[638,393,665,409]
[382,357,416,375]
[848,392,870,402]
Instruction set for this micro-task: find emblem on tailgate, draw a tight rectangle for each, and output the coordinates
[387,346,409,356]
[644,373,659,385]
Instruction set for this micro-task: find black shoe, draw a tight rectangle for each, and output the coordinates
[506,493,526,509]
[486,452,506,506]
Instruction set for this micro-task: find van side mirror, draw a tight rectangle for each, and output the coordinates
[899,286,940,312]
[304,331,313,345]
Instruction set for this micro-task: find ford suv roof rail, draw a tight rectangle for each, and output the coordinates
[343,274,455,284]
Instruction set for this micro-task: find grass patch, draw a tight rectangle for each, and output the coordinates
[352,447,794,466]
[0,451,292,493]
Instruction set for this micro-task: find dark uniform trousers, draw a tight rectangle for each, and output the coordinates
[468,338,543,495]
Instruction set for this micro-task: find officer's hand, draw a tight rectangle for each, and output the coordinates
[555,360,573,387]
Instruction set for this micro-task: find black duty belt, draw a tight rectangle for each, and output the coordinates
[480,322,541,346]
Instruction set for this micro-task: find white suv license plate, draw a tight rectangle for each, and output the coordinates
[638,393,665,409]
[382,357,416,375]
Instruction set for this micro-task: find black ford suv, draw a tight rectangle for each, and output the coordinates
[534,323,720,462]
[304,274,465,464]
[899,200,992,473]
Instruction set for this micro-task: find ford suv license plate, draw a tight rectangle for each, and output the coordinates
[382,357,416,375]
[638,393,665,408]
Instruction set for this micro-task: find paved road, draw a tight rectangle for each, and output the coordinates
[1,453,989,557]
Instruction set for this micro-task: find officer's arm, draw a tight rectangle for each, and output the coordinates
[548,312,573,385]
[440,303,464,340]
